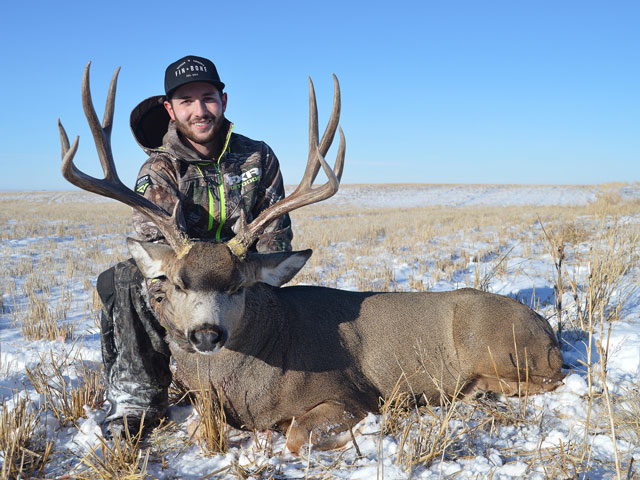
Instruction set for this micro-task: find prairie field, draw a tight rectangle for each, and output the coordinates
[1,183,639,479]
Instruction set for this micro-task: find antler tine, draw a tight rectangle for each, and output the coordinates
[334,126,346,182]
[307,77,319,180]
[81,62,120,183]
[59,117,71,154]
[101,65,118,138]
[299,75,341,191]
[59,62,191,256]
[226,76,345,258]
[319,75,341,160]
[303,125,345,202]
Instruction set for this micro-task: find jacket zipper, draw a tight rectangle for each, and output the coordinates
[196,123,234,241]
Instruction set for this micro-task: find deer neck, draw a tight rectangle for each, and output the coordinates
[224,283,290,358]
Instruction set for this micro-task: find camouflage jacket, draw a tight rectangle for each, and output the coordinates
[129,96,292,253]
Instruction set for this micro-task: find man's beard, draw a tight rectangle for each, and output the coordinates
[174,114,225,146]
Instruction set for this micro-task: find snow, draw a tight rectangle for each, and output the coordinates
[290,183,640,209]
[1,184,639,478]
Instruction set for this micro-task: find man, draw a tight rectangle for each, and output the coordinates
[97,55,292,436]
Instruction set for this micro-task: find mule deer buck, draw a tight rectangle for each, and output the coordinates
[59,63,565,454]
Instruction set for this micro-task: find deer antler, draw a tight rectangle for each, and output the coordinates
[58,62,192,256]
[227,75,346,258]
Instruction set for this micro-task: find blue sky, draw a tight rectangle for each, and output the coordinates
[2,1,638,189]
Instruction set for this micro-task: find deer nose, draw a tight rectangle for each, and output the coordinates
[188,325,225,352]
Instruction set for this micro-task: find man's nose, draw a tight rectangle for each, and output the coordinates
[194,99,208,116]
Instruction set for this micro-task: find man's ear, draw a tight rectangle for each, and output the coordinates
[221,91,228,113]
[126,238,175,278]
[163,100,176,121]
[242,249,312,287]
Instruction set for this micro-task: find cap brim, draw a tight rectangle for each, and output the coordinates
[165,79,225,98]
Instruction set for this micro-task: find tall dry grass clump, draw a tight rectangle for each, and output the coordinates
[566,221,639,330]
[615,381,640,447]
[25,351,105,427]
[189,379,229,455]
[379,386,471,471]
[0,396,53,479]
[72,419,151,480]
[17,293,76,341]
[535,191,640,479]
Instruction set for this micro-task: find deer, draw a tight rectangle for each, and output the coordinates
[58,63,565,455]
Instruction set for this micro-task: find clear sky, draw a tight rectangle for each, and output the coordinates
[2,0,638,190]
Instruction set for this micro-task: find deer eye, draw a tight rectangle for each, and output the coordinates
[174,284,184,293]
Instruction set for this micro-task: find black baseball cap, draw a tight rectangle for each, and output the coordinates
[164,55,225,97]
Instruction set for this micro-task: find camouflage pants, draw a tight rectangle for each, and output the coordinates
[97,259,172,423]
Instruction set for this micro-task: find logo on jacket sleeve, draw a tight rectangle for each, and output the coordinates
[226,167,261,190]
[135,175,152,195]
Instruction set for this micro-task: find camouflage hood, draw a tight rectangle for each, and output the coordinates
[129,95,231,162]
[129,96,170,155]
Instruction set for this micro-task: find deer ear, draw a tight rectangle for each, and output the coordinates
[126,238,175,279]
[245,249,312,287]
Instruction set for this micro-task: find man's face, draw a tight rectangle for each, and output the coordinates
[164,82,228,147]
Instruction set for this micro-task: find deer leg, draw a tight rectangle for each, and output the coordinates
[462,374,562,398]
[281,401,363,455]
[462,375,520,397]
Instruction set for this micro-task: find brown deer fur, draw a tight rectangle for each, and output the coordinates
[129,240,565,454]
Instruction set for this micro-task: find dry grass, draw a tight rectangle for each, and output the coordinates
[289,186,638,293]
[25,350,105,427]
[1,195,129,344]
[372,383,630,478]
[382,387,473,470]
[72,416,151,480]
[17,291,76,341]
[375,380,555,475]
[536,196,640,480]
[615,381,640,446]
[1,185,639,477]
[0,396,53,479]
[567,221,639,329]
[189,381,229,455]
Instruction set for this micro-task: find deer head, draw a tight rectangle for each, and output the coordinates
[127,240,312,353]
[58,62,344,354]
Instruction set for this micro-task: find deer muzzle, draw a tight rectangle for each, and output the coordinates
[188,324,227,354]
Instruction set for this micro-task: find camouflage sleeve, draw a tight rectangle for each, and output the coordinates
[253,143,293,253]
[132,155,181,243]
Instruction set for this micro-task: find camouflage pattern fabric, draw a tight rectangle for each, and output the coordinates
[133,118,292,252]
[98,259,171,423]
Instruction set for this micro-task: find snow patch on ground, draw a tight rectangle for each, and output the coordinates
[1,185,639,478]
